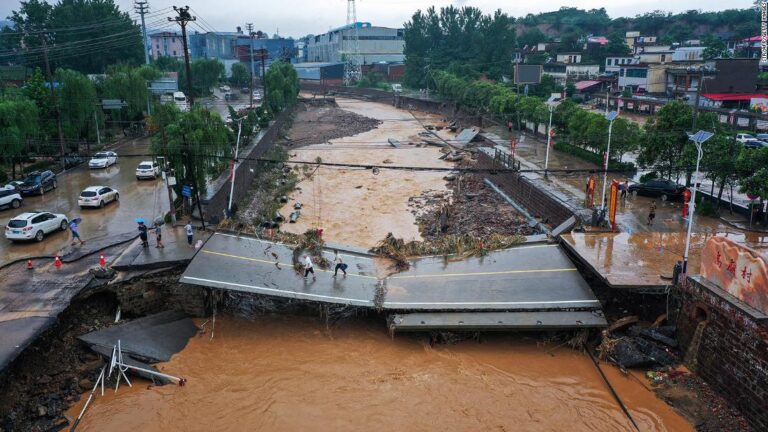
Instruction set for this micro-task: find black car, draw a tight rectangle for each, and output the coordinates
[627,179,687,200]
[18,170,57,196]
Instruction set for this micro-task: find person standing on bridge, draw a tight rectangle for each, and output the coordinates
[333,251,348,277]
[184,221,194,248]
[303,254,316,280]
[137,220,149,248]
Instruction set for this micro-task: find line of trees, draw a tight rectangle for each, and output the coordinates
[431,71,768,214]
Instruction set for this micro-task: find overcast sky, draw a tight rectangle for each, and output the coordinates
[2,0,757,38]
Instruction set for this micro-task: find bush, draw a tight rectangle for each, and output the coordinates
[23,160,60,174]
[553,141,636,172]
[695,195,719,217]
[639,171,659,183]
[0,170,8,184]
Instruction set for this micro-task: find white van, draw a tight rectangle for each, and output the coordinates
[173,91,189,112]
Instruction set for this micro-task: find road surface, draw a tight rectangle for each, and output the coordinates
[0,137,169,266]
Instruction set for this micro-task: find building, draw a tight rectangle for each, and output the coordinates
[293,62,344,86]
[150,32,185,60]
[189,30,244,61]
[618,64,669,94]
[542,63,600,85]
[672,46,705,63]
[637,45,674,64]
[0,66,32,86]
[189,29,296,77]
[306,22,404,64]
[555,53,582,64]
[605,57,638,73]
[703,58,759,94]
[235,37,296,70]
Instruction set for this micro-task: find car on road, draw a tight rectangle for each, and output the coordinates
[136,161,161,179]
[78,186,119,208]
[755,133,768,141]
[18,171,57,196]
[5,211,68,242]
[628,179,687,200]
[2,180,25,191]
[0,189,23,210]
[62,153,84,169]
[736,133,756,143]
[89,151,118,169]
[743,139,768,149]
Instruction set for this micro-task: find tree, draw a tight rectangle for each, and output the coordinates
[517,28,546,48]
[179,59,224,97]
[230,63,250,88]
[638,101,693,181]
[56,68,97,147]
[153,56,183,73]
[101,64,157,122]
[605,32,630,56]
[737,147,768,223]
[7,0,53,68]
[264,61,298,113]
[0,98,39,177]
[702,34,730,60]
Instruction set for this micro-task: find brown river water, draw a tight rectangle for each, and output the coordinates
[66,316,692,432]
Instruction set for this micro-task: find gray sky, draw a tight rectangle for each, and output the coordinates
[2,0,757,38]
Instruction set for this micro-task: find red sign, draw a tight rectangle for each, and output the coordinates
[700,237,768,315]
[609,180,619,230]
[682,188,692,218]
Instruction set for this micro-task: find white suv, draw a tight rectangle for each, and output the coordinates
[5,211,68,242]
[0,189,22,210]
[136,161,161,179]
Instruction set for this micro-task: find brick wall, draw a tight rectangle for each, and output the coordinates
[476,152,576,227]
[676,276,768,431]
[200,106,294,223]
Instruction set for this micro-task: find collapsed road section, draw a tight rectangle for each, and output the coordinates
[180,232,606,331]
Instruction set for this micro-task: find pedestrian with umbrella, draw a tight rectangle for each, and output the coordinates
[136,218,149,248]
[69,217,84,246]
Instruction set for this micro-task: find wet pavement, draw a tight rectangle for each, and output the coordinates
[0,137,169,266]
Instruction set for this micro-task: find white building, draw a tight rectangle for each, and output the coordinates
[605,56,638,73]
[672,46,705,62]
[306,22,404,64]
[556,53,582,64]
[543,63,600,85]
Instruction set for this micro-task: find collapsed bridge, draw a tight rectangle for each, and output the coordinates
[180,232,606,332]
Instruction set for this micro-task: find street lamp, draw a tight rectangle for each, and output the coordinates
[600,111,619,211]
[682,129,714,280]
[227,118,245,217]
[544,96,560,177]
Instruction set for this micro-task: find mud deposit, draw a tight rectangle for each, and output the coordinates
[64,315,693,432]
[285,99,382,147]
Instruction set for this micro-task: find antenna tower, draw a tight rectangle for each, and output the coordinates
[343,0,361,86]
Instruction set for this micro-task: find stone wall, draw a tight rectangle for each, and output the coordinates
[106,274,210,317]
[475,151,576,227]
[676,276,768,431]
[200,106,295,224]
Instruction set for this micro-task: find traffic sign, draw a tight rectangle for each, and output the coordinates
[182,185,193,198]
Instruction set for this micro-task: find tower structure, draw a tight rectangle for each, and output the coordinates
[343,0,361,86]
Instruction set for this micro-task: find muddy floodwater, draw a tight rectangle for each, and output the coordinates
[66,316,692,431]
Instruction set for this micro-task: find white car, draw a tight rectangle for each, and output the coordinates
[89,151,118,169]
[5,211,68,242]
[0,189,22,210]
[2,181,24,191]
[78,186,119,208]
[136,161,161,179]
[736,133,755,144]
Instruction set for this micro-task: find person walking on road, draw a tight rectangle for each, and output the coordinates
[303,254,316,280]
[333,251,348,277]
[137,220,149,248]
[184,221,194,248]
[154,224,164,248]
[69,219,84,246]
[647,200,657,226]
[621,180,629,201]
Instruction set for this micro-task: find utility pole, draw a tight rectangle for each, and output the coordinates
[40,32,66,170]
[246,23,255,108]
[134,1,150,65]
[691,69,704,130]
[169,6,196,106]
[259,48,268,108]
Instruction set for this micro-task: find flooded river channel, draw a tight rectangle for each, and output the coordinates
[66,315,692,431]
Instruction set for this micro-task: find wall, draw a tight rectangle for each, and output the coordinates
[676,276,768,431]
[105,272,210,317]
[200,105,294,223]
[475,151,576,227]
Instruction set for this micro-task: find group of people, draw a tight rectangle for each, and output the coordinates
[135,219,196,249]
[301,251,348,281]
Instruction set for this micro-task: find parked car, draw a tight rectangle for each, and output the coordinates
[78,186,119,208]
[136,161,161,179]
[5,211,68,242]
[743,139,768,150]
[0,189,22,210]
[89,151,118,169]
[18,170,57,196]
[628,179,687,200]
[755,133,768,141]
[62,153,84,169]
[736,133,756,143]
[2,180,25,191]
[240,87,250,94]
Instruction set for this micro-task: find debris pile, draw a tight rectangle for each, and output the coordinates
[598,319,678,369]
[287,99,381,147]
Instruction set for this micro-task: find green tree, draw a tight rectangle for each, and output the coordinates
[153,56,184,73]
[230,63,250,88]
[517,28,546,48]
[702,34,730,60]
[605,32,630,55]
[264,61,298,113]
[179,59,224,97]
[736,147,768,222]
[7,0,53,68]
[101,64,157,122]
[638,101,693,181]
[56,68,97,147]
[0,98,39,178]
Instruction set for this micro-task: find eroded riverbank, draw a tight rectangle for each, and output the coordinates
[65,315,693,432]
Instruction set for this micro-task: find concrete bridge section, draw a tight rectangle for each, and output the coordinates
[180,233,606,330]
